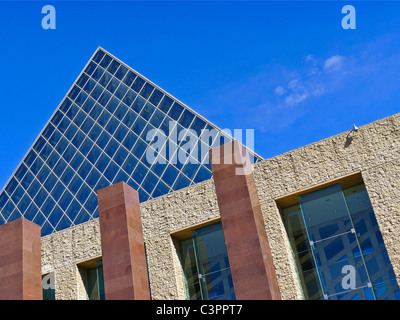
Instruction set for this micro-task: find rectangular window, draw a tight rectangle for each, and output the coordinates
[282,182,400,300]
[78,259,105,300]
[179,222,235,300]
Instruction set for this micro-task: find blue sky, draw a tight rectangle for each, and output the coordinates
[0,1,400,189]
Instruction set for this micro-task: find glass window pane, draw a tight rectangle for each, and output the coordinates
[168,102,184,121]
[131,76,145,93]
[107,60,120,74]
[122,70,136,87]
[115,65,128,81]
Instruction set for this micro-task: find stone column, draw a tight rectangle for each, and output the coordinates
[97,182,150,300]
[209,140,281,300]
[0,218,42,300]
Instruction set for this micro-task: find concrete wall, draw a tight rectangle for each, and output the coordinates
[41,112,400,300]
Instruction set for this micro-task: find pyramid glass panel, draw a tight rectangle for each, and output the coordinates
[0,48,263,236]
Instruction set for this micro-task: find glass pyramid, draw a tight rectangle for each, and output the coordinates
[0,47,263,236]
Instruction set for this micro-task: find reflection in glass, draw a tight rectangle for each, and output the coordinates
[283,183,400,300]
[180,222,235,300]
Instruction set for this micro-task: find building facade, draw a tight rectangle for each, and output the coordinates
[0,47,399,300]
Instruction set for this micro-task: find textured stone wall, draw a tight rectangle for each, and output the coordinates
[40,113,400,300]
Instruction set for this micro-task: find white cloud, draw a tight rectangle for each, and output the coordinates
[274,85,286,96]
[324,55,344,71]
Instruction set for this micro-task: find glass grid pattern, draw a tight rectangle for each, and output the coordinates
[0,48,262,236]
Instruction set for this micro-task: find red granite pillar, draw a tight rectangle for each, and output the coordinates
[0,218,42,300]
[209,140,281,300]
[97,182,150,300]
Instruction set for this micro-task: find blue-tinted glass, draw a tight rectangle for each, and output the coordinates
[123,89,136,107]
[114,103,128,121]
[99,71,111,88]
[95,176,110,192]
[114,124,128,143]
[89,103,102,121]
[2,200,14,220]
[131,77,145,93]
[140,102,155,121]
[15,164,28,181]
[57,117,70,134]
[122,110,137,128]
[86,168,101,189]
[193,166,212,183]
[11,185,24,204]
[74,208,91,225]
[51,111,63,127]
[100,54,112,68]
[113,147,128,166]
[179,109,195,128]
[43,173,57,193]
[92,67,104,82]
[65,199,80,222]
[81,116,94,135]
[149,108,165,129]
[75,91,88,107]
[132,116,146,136]
[149,88,163,106]
[77,160,91,180]
[24,150,36,168]
[105,96,119,114]
[104,161,119,182]
[95,153,111,173]
[69,175,83,195]
[122,70,136,86]
[122,154,138,175]
[9,208,22,223]
[66,104,79,120]
[41,222,54,236]
[21,171,34,190]
[127,178,139,191]
[140,83,154,100]
[168,102,184,121]
[90,84,103,101]
[27,179,40,199]
[85,192,98,214]
[0,193,8,209]
[39,143,53,161]
[83,78,96,95]
[33,136,46,153]
[107,60,120,75]
[122,131,138,150]
[138,188,150,202]
[152,181,170,198]
[68,85,80,101]
[48,205,63,227]
[97,110,111,128]
[46,151,59,168]
[61,166,75,185]
[55,137,68,156]
[42,123,56,140]
[34,187,48,208]
[162,165,179,188]
[74,111,86,127]
[106,77,119,94]
[30,157,44,175]
[41,197,55,216]
[56,215,72,232]
[131,96,145,114]
[115,83,128,101]
[79,138,92,156]
[24,202,39,221]
[76,183,91,205]
[88,123,102,142]
[115,65,128,81]
[105,117,119,135]
[181,162,198,181]
[48,129,62,147]
[64,123,78,141]
[104,138,119,158]
[142,171,158,195]
[92,50,105,64]
[132,162,146,185]
[59,191,73,211]
[98,91,112,108]
[140,123,156,142]
[70,152,84,171]
[158,95,173,114]
[84,61,97,76]
[49,182,66,207]
[113,170,129,184]
[96,131,111,149]
[87,145,102,165]
[132,138,147,157]
[17,194,30,214]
